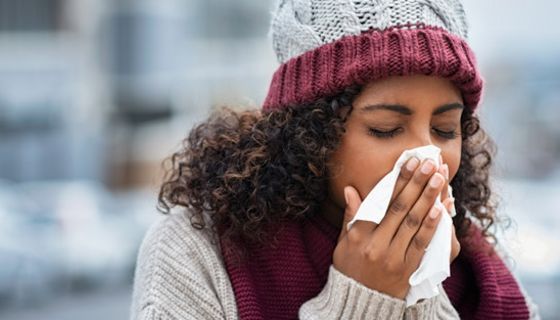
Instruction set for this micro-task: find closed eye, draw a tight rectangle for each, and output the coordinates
[368,127,460,139]
[368,128,401,138]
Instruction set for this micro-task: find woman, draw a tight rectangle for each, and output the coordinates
[130,0,540,319]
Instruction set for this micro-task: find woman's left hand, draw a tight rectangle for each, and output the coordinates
[437,160,461,264]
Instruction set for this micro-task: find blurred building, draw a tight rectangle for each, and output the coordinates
[1,0,559,187]
[0,0,276,189]
[481,58,560,180]
[0,0,111,183]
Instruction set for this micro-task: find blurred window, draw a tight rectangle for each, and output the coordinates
[197,0,269,38]
[0,0,63,32]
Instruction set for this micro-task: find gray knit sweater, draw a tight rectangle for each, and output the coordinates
[129,211,540,319]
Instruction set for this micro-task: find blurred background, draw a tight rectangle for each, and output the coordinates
[0,0,558,319]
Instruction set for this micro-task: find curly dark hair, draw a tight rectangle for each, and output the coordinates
[157,84,508,258]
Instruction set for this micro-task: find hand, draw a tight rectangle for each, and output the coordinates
[333,157,446,300]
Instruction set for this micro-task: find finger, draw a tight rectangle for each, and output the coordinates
[390,157,420,204]
[405,204,443,269]
[439,164,449,203]
[374,159,438,245]
[445,197,458,219]
[338,185,368,242]
[389,172,446,256]
[443,197,455,214]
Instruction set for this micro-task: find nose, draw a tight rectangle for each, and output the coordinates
[405,129,445,165]
[409,127,435,150]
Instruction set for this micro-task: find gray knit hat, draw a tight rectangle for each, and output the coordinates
[263,0,483,112]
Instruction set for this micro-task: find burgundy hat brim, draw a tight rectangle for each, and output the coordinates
[262,25,483,113]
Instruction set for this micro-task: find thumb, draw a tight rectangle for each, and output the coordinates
[338,185,362,243]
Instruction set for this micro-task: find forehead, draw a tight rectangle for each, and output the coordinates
[353,75,463,112]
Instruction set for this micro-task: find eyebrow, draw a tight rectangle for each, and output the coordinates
[360,102,464,115]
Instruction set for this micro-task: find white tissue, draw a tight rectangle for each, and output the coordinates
[346,144,455,306]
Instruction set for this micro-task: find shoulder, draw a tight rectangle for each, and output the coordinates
[129,210,238,320]
[137,210,220,262]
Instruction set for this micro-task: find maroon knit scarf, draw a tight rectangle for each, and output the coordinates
[219,214,530,320]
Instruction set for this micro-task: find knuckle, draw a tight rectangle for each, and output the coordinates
[404,212,421,229]
[388,199,407,216]
[423,216,437,229]
[346,229,362,245]
[364,246,382,262]
[413,235,427,251]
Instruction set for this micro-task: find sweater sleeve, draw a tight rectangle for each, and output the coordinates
[129,213,238,320]
[299,265,460,320]
[403,283,460,319]
[298,265,406,319]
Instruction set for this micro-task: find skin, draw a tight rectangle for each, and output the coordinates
[322,74,462,299]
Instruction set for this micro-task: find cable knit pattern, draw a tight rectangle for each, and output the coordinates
[270,0,469,63]
[264,0,484,113]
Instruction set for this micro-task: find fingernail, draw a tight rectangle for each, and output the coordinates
[430,174,443,188]
[344,187,349,205]
[421,160,434,174]
[406,157,420,172]
[429,205,442,219]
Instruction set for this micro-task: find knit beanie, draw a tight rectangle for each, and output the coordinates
[263,0,484,113]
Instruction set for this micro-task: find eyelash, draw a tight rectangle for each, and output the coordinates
[368,128,459,139]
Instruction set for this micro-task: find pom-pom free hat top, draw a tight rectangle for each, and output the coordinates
[263,0,484,112]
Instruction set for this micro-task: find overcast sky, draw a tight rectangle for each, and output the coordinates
[463,0,560,62]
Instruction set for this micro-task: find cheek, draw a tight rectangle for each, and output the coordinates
[441,143,462,181]
[327,128,401,206]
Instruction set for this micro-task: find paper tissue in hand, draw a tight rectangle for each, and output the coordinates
[346,144,456,306]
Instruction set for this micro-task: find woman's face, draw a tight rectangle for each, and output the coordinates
[324,75,464,226]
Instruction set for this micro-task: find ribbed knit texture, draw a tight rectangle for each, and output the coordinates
[442,225,532,319]
[129,212,239,320]
[219,215,339,319]
[220,213,530,320]
[263,25,483,112]
[129,211,540,320]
